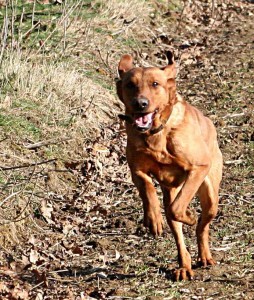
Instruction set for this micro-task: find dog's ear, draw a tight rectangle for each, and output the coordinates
[162,50,177,79]
[166,50,174,65]
[118,54,134,79]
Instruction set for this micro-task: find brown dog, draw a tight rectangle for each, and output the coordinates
[116,51,223,280]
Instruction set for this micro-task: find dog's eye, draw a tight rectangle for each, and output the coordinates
[152,82,159,87]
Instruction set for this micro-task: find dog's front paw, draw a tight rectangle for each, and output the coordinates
[185,208,197,225]
[174,267,194,281]
[144,211,164,237]
[169,206,197,226]
[197,257,216,268]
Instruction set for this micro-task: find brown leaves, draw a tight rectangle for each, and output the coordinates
[40,200,54,224]
[0,123,135,297]
[0,0,253,298]
[0,276,29,299]
[32,269,48,287]
[29,249,40,265]
[9,284,29,300]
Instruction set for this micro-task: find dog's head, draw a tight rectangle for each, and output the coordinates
[116,51,177,133]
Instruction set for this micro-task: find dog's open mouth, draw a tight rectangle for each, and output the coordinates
[134,112,155,131]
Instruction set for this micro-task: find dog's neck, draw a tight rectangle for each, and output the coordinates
[150,94,186,133]
[124,96,186,158]
[150,103,174,135]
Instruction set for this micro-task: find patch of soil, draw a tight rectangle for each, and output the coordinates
[0,1,254,299]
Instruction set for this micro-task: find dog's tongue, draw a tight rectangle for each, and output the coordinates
[135,112,153,127]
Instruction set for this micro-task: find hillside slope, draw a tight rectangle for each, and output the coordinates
[0,1,253,299]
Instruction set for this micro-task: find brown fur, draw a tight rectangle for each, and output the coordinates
[116,53,223,280]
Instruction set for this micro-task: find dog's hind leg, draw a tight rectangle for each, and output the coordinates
[163,186,194,280]
[196,152,222,267]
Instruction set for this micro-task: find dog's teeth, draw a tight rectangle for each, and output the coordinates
[134,112,155,129]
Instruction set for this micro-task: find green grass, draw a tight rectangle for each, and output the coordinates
[121,37,142,48]
[0,0,100,53]
[136,264,150,275]
[0,0,253,299]
[12,98,40,110]
[83,70,113,91]
[0,1,60,47]
[94,26,111,34]
[0,175,4,184]
[0,113,41,139]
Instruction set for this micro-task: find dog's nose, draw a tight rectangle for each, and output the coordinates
[134,98,149,111]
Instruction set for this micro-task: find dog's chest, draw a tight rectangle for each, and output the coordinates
[143,134,173,164]
[142,135,186,186]
[144,147,172,164]
[156,163,186,187]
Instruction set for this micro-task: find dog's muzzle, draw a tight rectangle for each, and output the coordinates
[133,112,156,131]
[119,111,157,132]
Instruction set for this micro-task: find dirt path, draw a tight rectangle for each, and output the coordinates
[0,1,253,299]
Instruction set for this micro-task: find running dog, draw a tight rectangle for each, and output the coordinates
[116,52,223,280]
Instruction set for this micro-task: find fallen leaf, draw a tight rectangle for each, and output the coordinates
[0,282,9,293]
[41,200,54,224]
[71,245,83,255]
[12,284,29,299]
[32,269,48,287]
[29,249,39,264]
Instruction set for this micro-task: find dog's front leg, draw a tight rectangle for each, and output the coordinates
[162,186,194,280]
[170,165,210,226]
[132,171,164,237]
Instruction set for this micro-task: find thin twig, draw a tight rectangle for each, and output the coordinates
[224,159,243,165]
[10,0,15,50]
[24,137,71,150]
[62,0,67,52]
[0,191,21,208]
[213,277,254,283]
[47,277,77,283]
[30,281,44,291]
[222,112,245,119]
[211,0,215,19]
[35,0,82,55]
[18,5,25,45]
[23,21,41,39]
[0,4,9,65]
[97,47,114,76]
[32,0,36,29]
[175,0,187,33]
[0,158,57,171]
[0,167,38,223]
